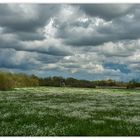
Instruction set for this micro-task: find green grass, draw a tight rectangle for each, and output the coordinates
[0,87,140,136]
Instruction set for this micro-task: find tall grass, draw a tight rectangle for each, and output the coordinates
[0,87,139,136]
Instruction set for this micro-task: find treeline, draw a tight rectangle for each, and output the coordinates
[126,79,140,89]
[38,77,140,89]
[39,77,96,88]
[0,71,39,90]
[0,71,140,90]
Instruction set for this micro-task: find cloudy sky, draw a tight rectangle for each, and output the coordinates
[0,4,140,81]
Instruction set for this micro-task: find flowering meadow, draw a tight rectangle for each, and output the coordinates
[0,87,139,136]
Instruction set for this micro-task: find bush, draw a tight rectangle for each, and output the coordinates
[0,71,40,90]
[0,72,14,90]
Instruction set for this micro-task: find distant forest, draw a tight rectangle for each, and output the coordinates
[0,71,140,90]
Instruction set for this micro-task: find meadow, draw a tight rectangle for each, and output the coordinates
[0,87,140,136]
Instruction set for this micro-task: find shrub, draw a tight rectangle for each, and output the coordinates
[0,72,39,90]
[0,72,14,90]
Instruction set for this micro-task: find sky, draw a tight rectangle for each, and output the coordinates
[0,4,140,81]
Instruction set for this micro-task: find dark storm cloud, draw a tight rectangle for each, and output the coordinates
[0,28,71,56]
[36,54,64,64]
[16,31,45,41]
[3,28,45,41]
[0,4,60,41]
[54,4,140,47]
[56,21,118,47]
[0,33,20,49]
[79,4,135,20]
[0,4,59,32]
[0,4,71,57]
[0,48,67,72]
[64,34,115,46]
[0,37,71,56]
[0,48,39,70]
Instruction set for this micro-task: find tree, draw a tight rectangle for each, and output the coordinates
[127,79,136,89]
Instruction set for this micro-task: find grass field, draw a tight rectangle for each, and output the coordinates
[0,87,140,136]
